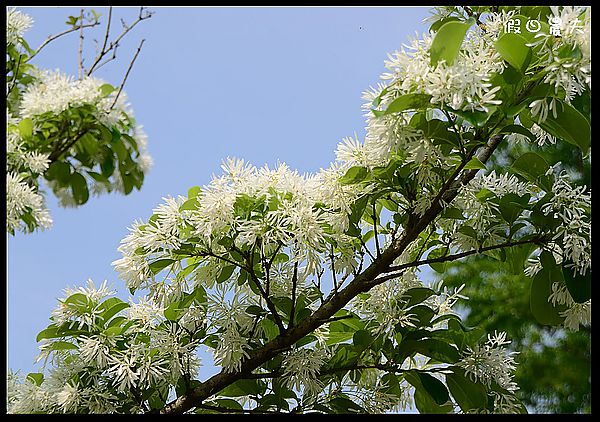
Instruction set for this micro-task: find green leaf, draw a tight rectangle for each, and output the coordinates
[213,399,243,411]
[48,340,78,351]
[440,207,465,220]
[427,247,449,273]
[384,93,432,114]
[26,373,44,386]
[498,193,530,225]
[218,379,266,397]
[417,372,450,405]
[327,396,365,413]
[429,18,475,67]
[530,268,567,325]
[259,318,279,341]
[446,369,488,412]
[64,292,91,311]
[217,265,236,283]
[450,107,490,128]
[499,124,536,142]
[179,198,199,211]
[18,118,34,138]
[70,172,89,205]
[429,16,461,33]
[352,329,373,350]
[495,33,532,72]
[464,157,487,170]
[164,302,184,321]
[101,302,130,324]
[339,166,369,185]
[403,287,436,308]
[45,161,72,184]
[149,259,175,275]
[188,186,201,198]
[99,83,115,97]
[511,152,549,184]
[538,99,591,153]
[562,266,591,304]
[405,371,452,413]
[505,243,536,275]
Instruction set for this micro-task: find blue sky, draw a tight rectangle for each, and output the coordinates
[6,6,431,378]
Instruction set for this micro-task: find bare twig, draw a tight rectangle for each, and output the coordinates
[86,6,152,76]
[27,20,101,63]
[110,38,145,109]
[375,238,544,284]
[78,9,85,79]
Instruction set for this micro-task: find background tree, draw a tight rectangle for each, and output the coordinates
[6,6,153,235]
[441,122,591,413]
[7,6,590,414]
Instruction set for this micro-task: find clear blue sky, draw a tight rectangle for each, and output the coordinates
[6,6,430,378]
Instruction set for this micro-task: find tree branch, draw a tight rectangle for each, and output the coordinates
[86,6,152,76]
[27,20,101,63]
[110,38,145,109]
[375,237,544,284]
[156,133,510,414]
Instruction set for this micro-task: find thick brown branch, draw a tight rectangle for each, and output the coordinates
[157,134,507,414]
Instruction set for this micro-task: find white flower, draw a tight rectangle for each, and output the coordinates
[458,330,519,393]
[548,281,591,332]
[7,7,33,45]
[106,354,140,392]
[79,336,112,369]
[281,347,328,395]
[541,170,591,276]
[6,172,52,233]
[55,383,81,413]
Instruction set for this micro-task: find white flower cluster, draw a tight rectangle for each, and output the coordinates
[281,346,328,396]
[6,7,33,46]
[6,120,53,233]
[8,279,202,414]
[458,330,519,392]
[113,157,361,303]
[532,6,591,103]
[20,69,124,126]
[452,171,535,249]
[541,170,591,277]
[548,281,591,332]
[350,270,422,336]
[381,29,505,113]
[6,172,52,233]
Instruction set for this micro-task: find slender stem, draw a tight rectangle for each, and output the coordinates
[372,200,381,257]
[87,6,151,76]
[377,237,543,283]
[27,21,101,63]
[78,9,85,79]
[110,38,145,109]
[288,261,299,330]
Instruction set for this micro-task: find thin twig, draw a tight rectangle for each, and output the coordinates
[372,200,381,257]
[87,6,152,76]
[78,9,85,79]
[110,38,145,109]
[288,261,299,330]
[376,237,544,284]
[6,55,22,98]
[27,21,100,63]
